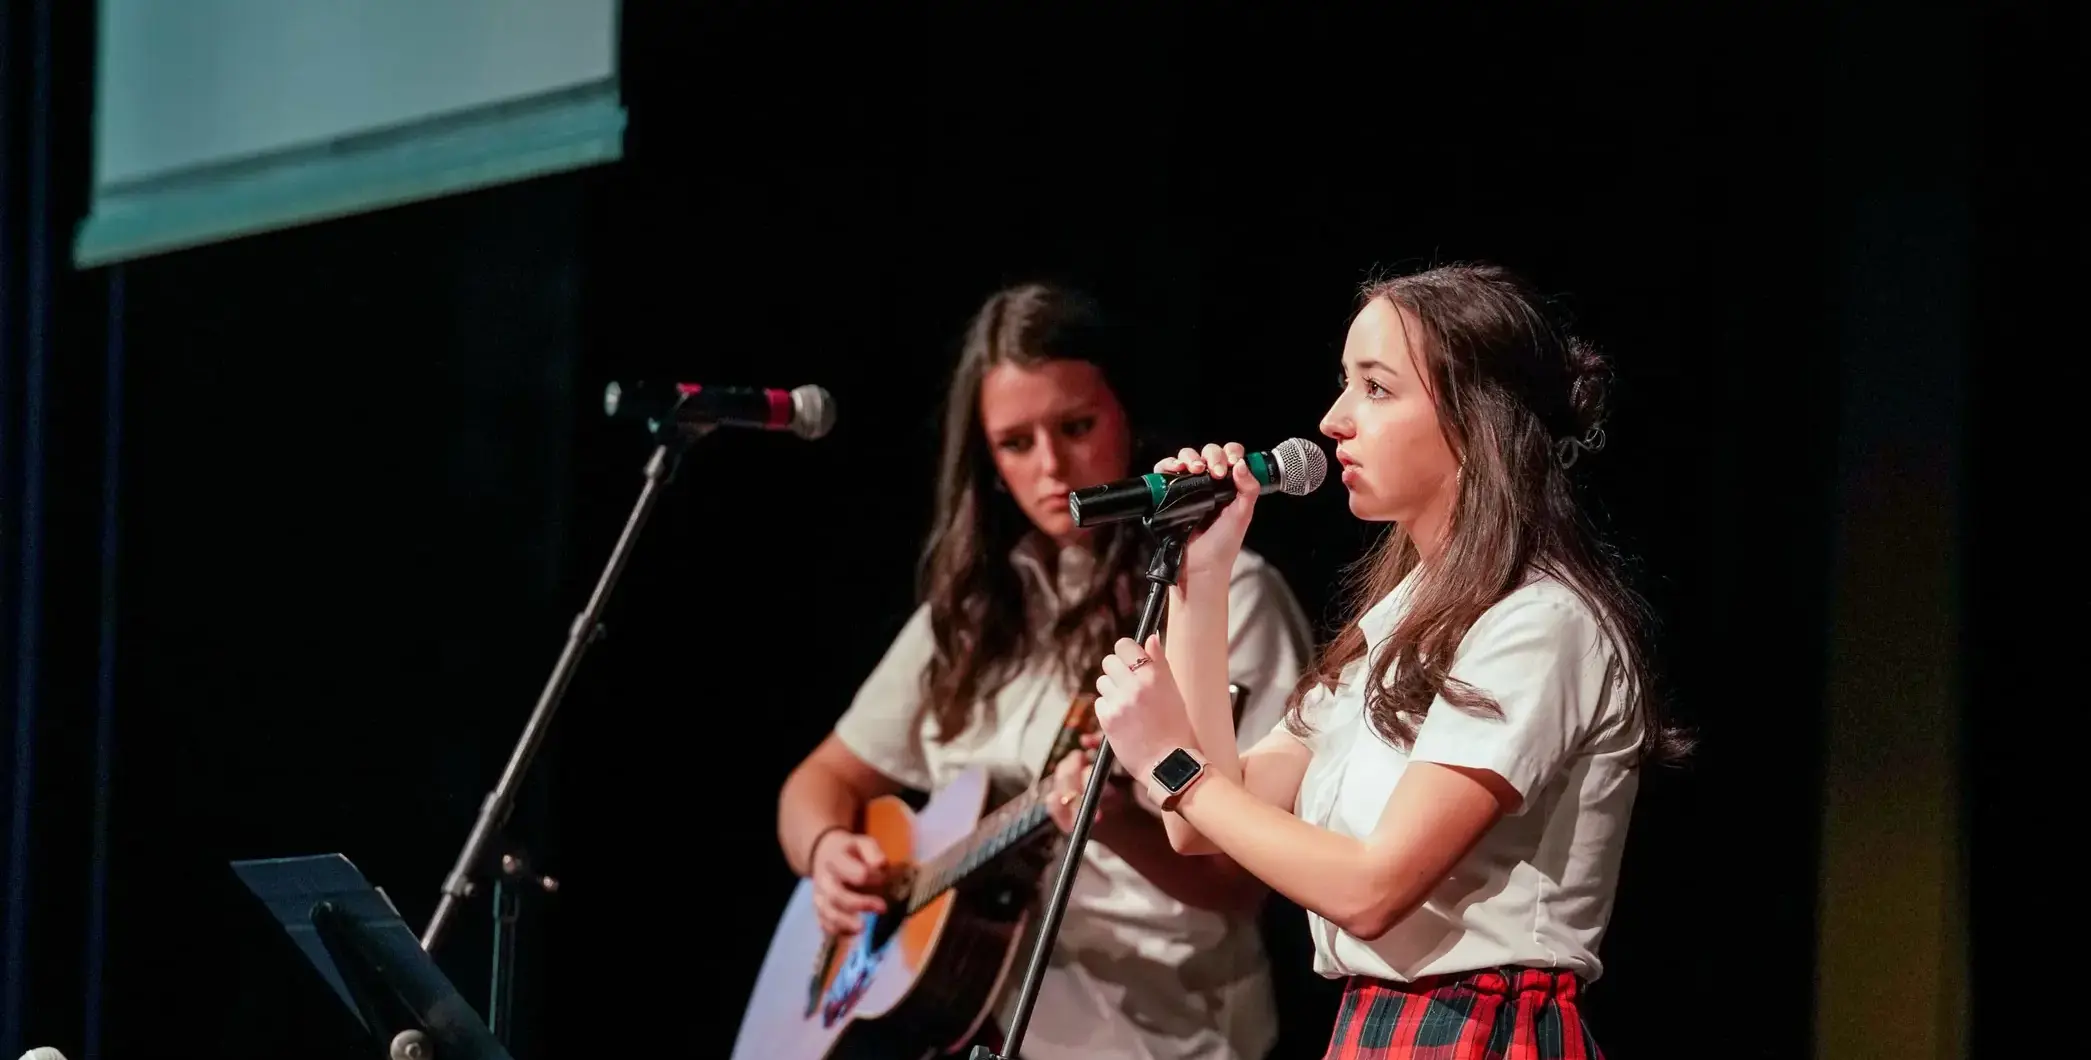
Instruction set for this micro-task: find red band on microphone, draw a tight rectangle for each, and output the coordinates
[676,383,792,428]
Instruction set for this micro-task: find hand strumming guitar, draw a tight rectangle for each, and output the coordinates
[1044,731,1129,840]
[809,830,891,937]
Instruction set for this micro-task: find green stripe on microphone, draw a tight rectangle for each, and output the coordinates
[1245,451,1275,485]
[1143,473,1167,509]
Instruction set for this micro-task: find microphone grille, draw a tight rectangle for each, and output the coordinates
[1270,438,1328,496]
[789,385,837,440]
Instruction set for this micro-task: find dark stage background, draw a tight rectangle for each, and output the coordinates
[6,2,2053,1058]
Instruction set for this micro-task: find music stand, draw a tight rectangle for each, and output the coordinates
[231,854,512,1060]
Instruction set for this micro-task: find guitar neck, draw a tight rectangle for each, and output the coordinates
[903,777,1060,916]
[902,694,1097,916]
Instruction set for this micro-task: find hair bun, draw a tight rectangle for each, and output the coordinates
[1565,335,1612,433]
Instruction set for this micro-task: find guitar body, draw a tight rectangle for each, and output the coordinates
[731,768,1047,1060]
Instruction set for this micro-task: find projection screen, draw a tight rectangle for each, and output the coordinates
[73,0,625,267]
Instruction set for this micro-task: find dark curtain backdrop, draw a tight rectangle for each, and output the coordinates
[6,2,2054,1058]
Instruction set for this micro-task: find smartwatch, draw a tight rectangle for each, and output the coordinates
[1150,748,1208,811]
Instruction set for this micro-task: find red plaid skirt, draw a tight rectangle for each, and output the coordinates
[1323,967,1605,1060]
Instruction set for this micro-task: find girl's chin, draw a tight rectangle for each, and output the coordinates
[1344,490,1398,522]
[1031,509,1078,540]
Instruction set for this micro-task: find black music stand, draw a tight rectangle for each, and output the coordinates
[231,854,513,1060]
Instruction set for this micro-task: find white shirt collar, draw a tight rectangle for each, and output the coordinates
[1356,564,1424,645]
[1009,534,1098,610]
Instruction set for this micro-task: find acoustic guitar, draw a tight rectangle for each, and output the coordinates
[729,696,1102,1060]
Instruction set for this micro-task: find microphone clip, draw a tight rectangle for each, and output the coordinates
[651,390,715,447]
[1142,475,1236,534]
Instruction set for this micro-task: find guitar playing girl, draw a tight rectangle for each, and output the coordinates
[774,282,1315,1060]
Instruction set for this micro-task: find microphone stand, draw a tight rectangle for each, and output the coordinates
[419,409,711,1048]
[971,510,1198,1060]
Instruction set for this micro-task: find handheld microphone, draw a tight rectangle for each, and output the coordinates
[1069,437,1328,530]
[603,380,836,440]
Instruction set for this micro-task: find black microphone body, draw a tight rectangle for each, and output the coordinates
[603,380,835,440]
[1069,438,1328,530]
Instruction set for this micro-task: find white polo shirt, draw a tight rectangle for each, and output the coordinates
[1293,566,1641,984]
[836,542,1313,1060]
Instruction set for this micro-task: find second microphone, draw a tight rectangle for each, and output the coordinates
[603,380,836,440]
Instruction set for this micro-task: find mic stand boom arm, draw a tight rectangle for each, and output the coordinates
[972,505,1203,1060]
[419,413,709,1047]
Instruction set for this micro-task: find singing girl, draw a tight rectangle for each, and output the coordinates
[1091,263,1689,1059]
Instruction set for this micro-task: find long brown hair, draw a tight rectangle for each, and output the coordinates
[1288,263,1691,766]
[918,283,1148,743]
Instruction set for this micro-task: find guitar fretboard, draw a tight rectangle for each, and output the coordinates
[904,782,1055,915]
[901,694,1098,916]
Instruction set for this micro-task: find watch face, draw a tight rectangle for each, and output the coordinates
[1153,749,1202,791]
